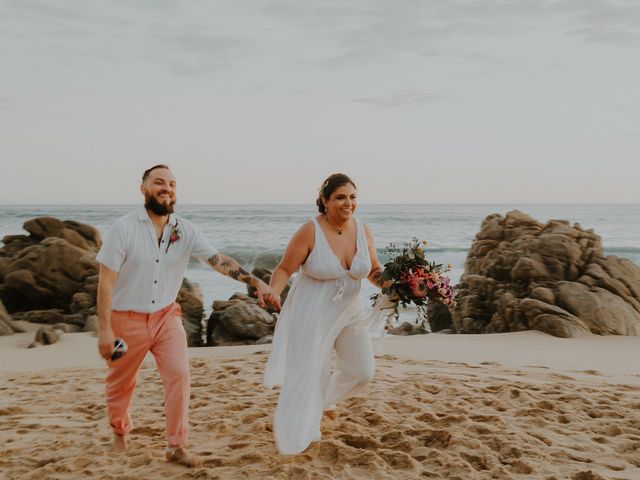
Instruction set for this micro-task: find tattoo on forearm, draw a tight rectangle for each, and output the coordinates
[372,270,385,287]
[207,254,220,267]
[229,267,249,281]
[212,255,255,285]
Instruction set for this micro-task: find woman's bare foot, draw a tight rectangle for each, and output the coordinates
[112,433,127,451]
[165,446,202,467]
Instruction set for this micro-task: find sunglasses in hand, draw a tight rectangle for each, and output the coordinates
[111,337,128,361]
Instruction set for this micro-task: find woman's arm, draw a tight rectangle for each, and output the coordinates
[364,224,392,288]
[270,221,315,297]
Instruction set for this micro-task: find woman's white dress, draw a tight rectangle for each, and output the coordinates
[264,216,374,454]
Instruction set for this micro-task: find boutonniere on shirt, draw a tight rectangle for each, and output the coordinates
[166,220,181,253]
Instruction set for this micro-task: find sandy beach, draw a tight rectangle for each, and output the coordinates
[1,324,640,479]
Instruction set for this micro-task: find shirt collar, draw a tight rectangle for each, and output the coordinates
[137,205,176,226]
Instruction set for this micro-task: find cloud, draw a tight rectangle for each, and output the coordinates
[351,90,448,108]
[261,0,640,70]
[1,1,256,77]
[554,0,640,47]
[4,0,130,29]
[603,103,633,110]
[0,97,14,110]
[152,28,252,76]
[464,52,519,72]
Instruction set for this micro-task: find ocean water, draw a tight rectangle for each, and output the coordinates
[1,204,638,318]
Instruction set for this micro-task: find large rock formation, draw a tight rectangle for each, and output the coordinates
[1,217,102,258]
[0,238,99,312]
[0,218,102,314]
[451,210,640,337]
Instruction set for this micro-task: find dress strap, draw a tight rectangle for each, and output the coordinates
[354,216,366,249]
[310,216,321,236]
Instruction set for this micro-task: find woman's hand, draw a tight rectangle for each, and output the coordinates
[254,279,282,311]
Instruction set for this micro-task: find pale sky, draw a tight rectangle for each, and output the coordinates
[1,0,639,204]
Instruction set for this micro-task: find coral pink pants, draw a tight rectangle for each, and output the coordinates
[106,303,190,446]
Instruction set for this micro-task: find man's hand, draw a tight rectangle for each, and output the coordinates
[206,253,282,310]
[97,264,118,362]
[254,279,282,311]
[98,327,116,361]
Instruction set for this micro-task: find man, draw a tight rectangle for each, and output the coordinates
[96,164,280,467]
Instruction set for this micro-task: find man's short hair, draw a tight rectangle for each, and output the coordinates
[142,164,170,183]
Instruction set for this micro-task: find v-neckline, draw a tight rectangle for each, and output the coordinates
[315,216,358,271]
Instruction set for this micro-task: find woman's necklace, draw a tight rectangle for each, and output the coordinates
[325,215,347,235]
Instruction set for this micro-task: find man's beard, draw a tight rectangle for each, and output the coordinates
[145,193,176,215]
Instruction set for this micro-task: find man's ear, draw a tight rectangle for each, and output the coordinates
[140,183,146,196]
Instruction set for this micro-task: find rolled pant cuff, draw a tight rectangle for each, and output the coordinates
[167,434,188,447]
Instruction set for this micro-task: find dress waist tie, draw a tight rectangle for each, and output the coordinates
[331,277,347,301]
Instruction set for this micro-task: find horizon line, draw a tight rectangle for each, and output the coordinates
[2,202,639,207]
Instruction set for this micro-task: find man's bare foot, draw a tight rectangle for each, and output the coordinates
[165,446,202,467]
[112,433,127,451]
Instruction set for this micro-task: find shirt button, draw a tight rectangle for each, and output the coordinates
[154,280,158,284]
[152,300,155,304]
[156,259,159,263]
[161,240,165,243]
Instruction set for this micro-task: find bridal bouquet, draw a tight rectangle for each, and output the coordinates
[370,238,457,332]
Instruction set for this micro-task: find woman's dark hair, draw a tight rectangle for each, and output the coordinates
[316,173,357,213]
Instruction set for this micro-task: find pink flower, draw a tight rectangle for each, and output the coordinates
[409,279,428,298]
[439,287,451,297]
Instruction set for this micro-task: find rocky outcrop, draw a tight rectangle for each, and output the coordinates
[30,325,60,347]
[427,302,453,332]
[0,300,24,336]
[203,266,290,346]
[1,217,101,257]
[389,321,429,336]
[27,323,81,348]
[11,309,85,326]
[177,278,205,347]
[452,210,640,337]
[0,236,99,313]
[207,293,277,346]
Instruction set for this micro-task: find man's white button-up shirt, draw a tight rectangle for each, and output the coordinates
[96,206,218,313]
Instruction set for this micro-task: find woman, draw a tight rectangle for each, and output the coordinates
[264,173,387,455]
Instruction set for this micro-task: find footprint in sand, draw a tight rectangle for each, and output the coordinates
[339,434,380,450]
[419,429,451,448]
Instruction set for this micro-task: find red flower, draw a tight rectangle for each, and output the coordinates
[165,220,181,253]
